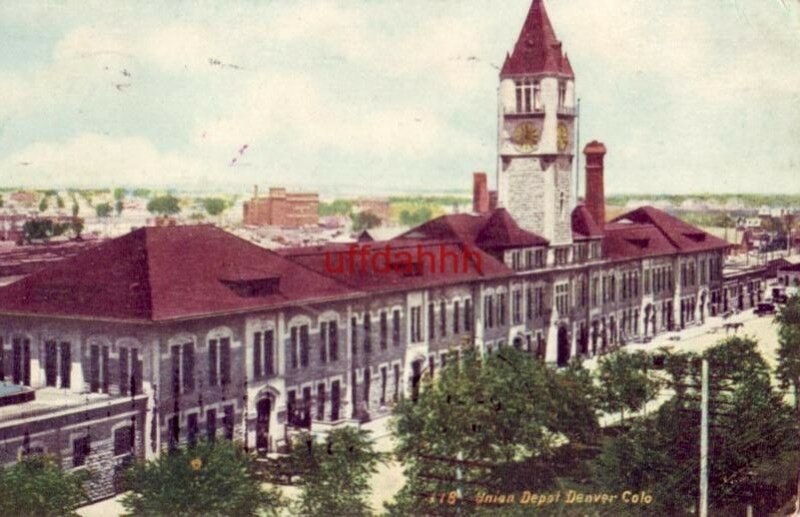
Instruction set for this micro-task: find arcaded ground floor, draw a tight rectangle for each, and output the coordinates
[77,308,782,516]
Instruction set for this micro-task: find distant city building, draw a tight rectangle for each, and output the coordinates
[243,185,319,228]
[9,191,38,207]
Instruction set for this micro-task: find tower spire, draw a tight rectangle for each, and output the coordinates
[501,0,573,78]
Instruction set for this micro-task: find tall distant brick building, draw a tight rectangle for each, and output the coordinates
[0,0,764,503]
[243,185,319,228]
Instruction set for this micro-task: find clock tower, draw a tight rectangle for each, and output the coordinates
[497,0,576,246]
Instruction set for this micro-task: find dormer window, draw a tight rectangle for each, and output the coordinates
[533,81,542,110]
[558,81,567,107]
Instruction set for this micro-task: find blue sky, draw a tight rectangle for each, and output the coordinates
[0,0,798,195]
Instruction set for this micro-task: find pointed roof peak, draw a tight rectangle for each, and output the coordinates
[501,0,574,79]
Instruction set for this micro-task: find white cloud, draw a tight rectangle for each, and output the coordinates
[3,134,208,188]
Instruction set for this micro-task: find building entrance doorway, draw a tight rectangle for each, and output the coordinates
[557,326,570,367]
[256,397,271,453]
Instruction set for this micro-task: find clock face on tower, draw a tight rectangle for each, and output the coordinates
[557,122,569,152]
[512,122,540,153]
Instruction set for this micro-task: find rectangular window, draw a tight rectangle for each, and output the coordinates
[363,369,371,408]
[206,409,217,442]
[392,310,401,346]
[320,322,328,362]
[380,366,387,405]
[290,327,299,369]
[287,390,297,426]
[73,435,91,467]
[302,387,312,426]
[513,290,522,324]
[113,425,134,456]
[220,337,231,386]
[59,342,71,389]
[428,303,435,340]
[265,330,274,375]
[328,322,338,361]
[464,299,472,331]
[363,315,371,354]
[351,317,358,356]
[498,293,506,326]
[299,326,309,368]
[317,383,326,421]
[484,295,494,329]
[45,340,57,387]
[168,416,179,450]
[410,307,422,343]
[440,301,447,337]
[209,339,219,385]
[171,345,180,396]
[119,347,129,396]
[125,347,141,396]
[187,413,199,447]
[223,405,235,440]
[331,381,341,421]
[182,342,194,394]
[453,301,460,334]
[380,312,388,350]
[393,364,400,402]
[253,332,262,378]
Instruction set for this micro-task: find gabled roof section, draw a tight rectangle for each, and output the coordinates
[398,209,548,252]
[474,208,549,249]
[501,0,574,78]
[0,225,356,322]
[613,206,730,253]
[572,204,603,240]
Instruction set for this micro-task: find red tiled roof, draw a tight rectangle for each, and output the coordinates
[0,225,357,322]
[571,204,603,240]
[501,0,574,78]
[398,209,548,251]
[603,206,730,260]
[278,239,510,294]
[474,208,549,249]
[613,206,730,253]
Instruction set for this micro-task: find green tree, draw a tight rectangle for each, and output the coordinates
[399,206,433,227]
[121,440,284,516]
[95,202,112,218]
[0,455,87,516]
[351,211,381,232]
[113,187,126,200]
[289,427,384,516]
[202,198,227,217]
[38,196,48,212]
[146,195,181,216]
[592,337,800,516]
[115,199,124,216]
[777,294,800,412]
[596,350,661,424]
[71,202,79,217]
[388,347,599,515]
[0,194,4,208]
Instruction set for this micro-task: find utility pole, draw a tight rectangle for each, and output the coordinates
[700,359,709,517]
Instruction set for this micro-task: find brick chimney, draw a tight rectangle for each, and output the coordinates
[583,141,607,228]
[472,172,490,214]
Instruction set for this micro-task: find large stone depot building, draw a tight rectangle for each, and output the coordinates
[0,0,758,501]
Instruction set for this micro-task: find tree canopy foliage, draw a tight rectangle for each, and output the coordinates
[95,202,112,218]
[289,427,384,516]
[146,195,181,216]
[596,350,661,424]
[777,294,800,410]
[202,197,227,217]
[121,439,284,517]
[0,455,87,517]
[351,211,381,232]
[592,337,800,515]
[387,347,599,515]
